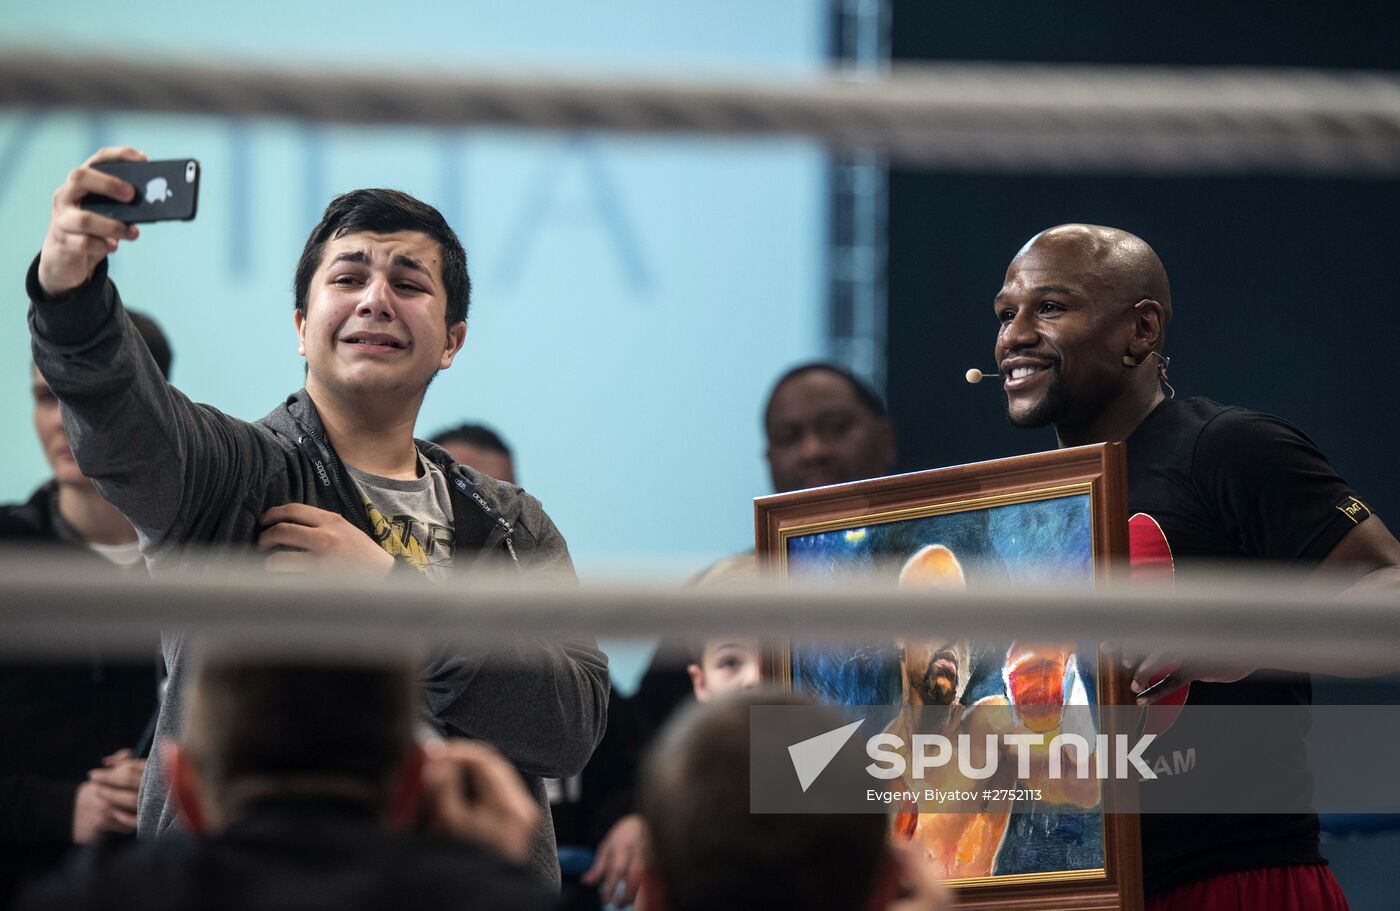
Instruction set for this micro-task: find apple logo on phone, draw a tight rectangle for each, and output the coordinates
[144,177,174,205]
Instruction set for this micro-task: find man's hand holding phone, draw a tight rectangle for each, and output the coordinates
[38,147,147,299]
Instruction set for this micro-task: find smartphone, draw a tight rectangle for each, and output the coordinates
[80,159,200,223]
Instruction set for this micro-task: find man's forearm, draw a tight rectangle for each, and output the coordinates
[1342,564,1400,595]
[28,257,262,547]
[27,255,116,346]
[428,637,610,779]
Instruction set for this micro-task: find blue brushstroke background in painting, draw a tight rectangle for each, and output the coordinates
[786,493,1104,877]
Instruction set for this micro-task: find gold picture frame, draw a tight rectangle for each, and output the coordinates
[755,443,1141,911]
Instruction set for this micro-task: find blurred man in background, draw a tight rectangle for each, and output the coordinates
[0,310,172,906]
[697,361,899,581]
[763,362,897,494]
[18,655,554,911]
[430,422,516,484]
[5,310,173,565]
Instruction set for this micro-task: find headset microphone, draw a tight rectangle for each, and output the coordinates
[965,368,1001,384]
[1122,351,1175,399]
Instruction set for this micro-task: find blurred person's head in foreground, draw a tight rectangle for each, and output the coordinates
[163,652,422,834]
[429,423,515,484]
[763,362,896,493]
[639,691,906,911]
[25,660,554,911]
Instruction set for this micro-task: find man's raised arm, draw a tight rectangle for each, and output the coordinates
[27,147,264,550]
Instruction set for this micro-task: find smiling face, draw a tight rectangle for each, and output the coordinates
[993,233,1138,431]
[296,230,466,407]
[32,367,87,488]
[992,226,1170,440]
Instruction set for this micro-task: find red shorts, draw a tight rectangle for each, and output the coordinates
[1147,864,1349,911]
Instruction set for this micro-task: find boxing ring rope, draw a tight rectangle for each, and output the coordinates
[4,50,1400,173]
[0,552,1393,667]
[6,46,1398,855]
[3,51,1397,661]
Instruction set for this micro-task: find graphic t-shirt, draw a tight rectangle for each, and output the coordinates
[347,457,456,583]
[1124,397,1372,896]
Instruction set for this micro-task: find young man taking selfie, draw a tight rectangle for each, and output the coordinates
[25,146,608,885]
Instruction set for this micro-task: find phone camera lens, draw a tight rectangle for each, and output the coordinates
[185,161,196,183]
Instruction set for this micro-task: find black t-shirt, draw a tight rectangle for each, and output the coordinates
[1125,397,1372,896]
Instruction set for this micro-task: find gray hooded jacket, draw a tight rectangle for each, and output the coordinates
[27,257,609,885]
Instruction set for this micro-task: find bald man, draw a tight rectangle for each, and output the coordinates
[993,224,1400,909]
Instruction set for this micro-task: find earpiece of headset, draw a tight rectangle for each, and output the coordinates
[1124,299,1174,397]
[1122,351,1174,398]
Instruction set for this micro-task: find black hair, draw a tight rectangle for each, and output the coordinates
[183,655,419,815]
[763,361,887,429]
[126,309,173,379]
[293,188,470,326]
[428,422,512,458]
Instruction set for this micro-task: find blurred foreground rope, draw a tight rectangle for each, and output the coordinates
[0,551,1394,665]
[4,51,1400,173]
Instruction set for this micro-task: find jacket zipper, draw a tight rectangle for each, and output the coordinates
[296,431,374,537]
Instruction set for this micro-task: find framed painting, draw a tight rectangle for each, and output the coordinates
[755,443,1141,911]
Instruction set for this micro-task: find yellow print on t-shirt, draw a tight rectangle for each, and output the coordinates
[364,501,455,573]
